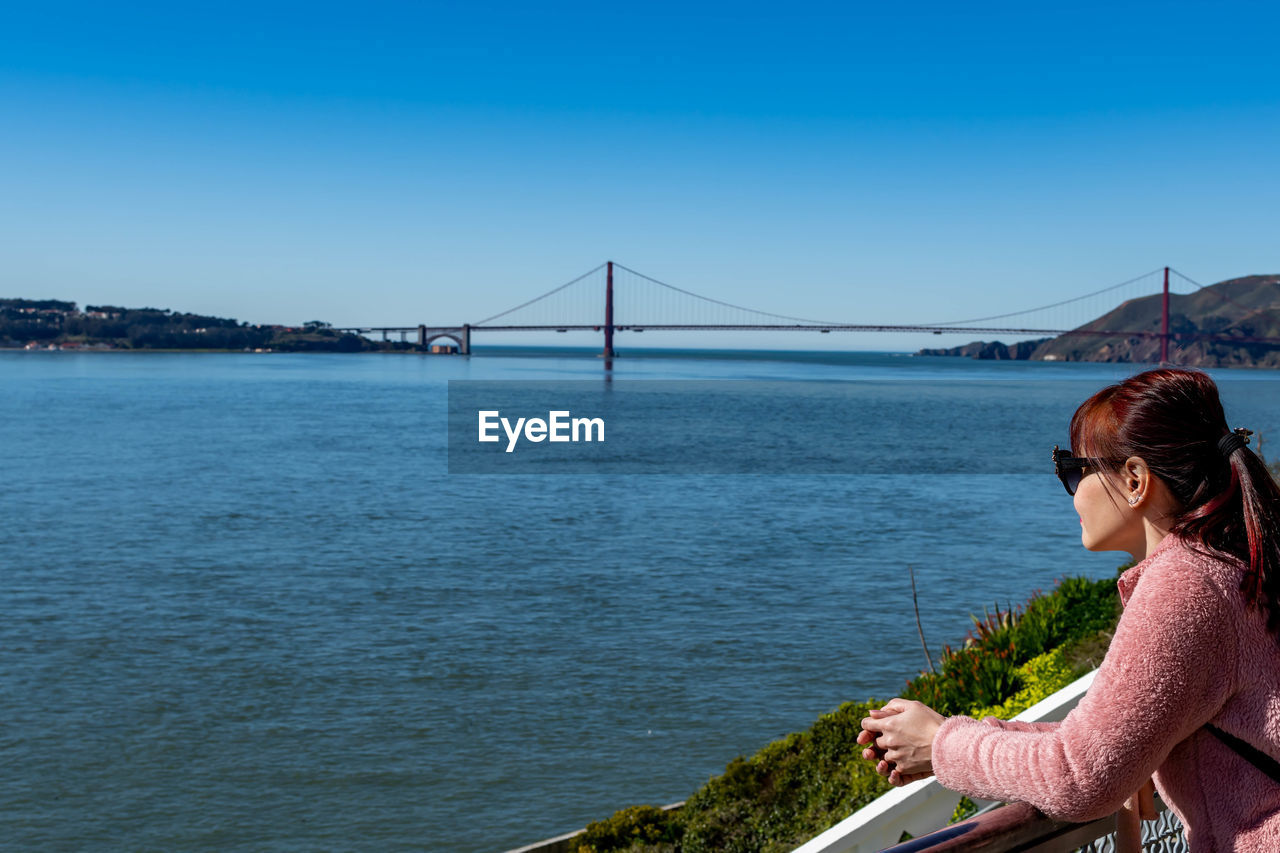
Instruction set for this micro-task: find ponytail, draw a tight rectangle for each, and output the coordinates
[1177,440,1280,636]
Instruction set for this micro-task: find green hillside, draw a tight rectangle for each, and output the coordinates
[920,274,1280,367]
[1030,274,1280,366]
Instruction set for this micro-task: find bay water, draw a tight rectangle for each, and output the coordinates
[6,348,1280,851]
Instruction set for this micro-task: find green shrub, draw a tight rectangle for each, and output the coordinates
[577,805,681,853]
[949,796,979,823]
[968,647,1077,720]
[581,572,1122,852]
[901,576,1118,716]
[675,700,896,853]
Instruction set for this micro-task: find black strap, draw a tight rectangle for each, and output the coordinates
[1206,724,1280,783]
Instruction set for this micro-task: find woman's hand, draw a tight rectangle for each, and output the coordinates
[858,698,945,786]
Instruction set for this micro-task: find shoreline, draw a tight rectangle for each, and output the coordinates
[9,344,1280,372]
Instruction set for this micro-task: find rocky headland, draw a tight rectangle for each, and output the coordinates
[917,274,1280,367]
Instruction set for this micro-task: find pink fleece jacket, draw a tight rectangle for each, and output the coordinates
[931,533,1280,851]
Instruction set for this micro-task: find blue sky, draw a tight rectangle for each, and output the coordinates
[2,1,1278,350]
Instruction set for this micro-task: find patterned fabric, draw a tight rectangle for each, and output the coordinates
[1078,806,1189,853]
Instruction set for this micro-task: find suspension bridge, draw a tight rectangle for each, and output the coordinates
[333,263,1280,362]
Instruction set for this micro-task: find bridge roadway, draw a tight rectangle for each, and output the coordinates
[333,323,1280,347]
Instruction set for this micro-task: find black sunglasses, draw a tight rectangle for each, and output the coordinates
[1052,445,1098,496]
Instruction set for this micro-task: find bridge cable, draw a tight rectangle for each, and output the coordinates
[472,263,607,326]
[920,269,1165,327]
[611,262,840,326]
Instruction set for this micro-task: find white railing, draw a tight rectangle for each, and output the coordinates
[792,669,1099,853]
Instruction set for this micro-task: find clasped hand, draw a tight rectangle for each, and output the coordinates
[857,698,946,786]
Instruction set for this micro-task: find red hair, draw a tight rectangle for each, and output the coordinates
[1070,368,1280,636]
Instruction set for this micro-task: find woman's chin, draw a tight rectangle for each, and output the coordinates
[1080,532,1106,552]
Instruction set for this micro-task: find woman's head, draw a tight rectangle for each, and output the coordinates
[1068,367,1280,635]
[1069,368,1235,511]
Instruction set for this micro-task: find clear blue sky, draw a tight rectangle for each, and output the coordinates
[3,1,1278,350]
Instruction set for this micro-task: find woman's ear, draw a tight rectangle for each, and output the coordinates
[1124,456,1149,495]
[1123,456,1181,516]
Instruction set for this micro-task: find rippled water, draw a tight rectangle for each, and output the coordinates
[6,349,1280,851]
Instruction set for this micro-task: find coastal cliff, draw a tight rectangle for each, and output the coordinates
[918,274,1280,367]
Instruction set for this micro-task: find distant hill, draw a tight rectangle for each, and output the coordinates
[0,298,397,353]
[917,338,1051,360]
[918,274,1280,367]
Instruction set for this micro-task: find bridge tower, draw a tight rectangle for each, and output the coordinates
[603,260,615,358]
[1160,266,1170,364]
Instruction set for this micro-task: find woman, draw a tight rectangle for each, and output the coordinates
[858,367,1280,850]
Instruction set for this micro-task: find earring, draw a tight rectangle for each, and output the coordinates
[1128,496,1140,506]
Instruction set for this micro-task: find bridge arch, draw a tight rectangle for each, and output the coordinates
[423,332,463,349]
